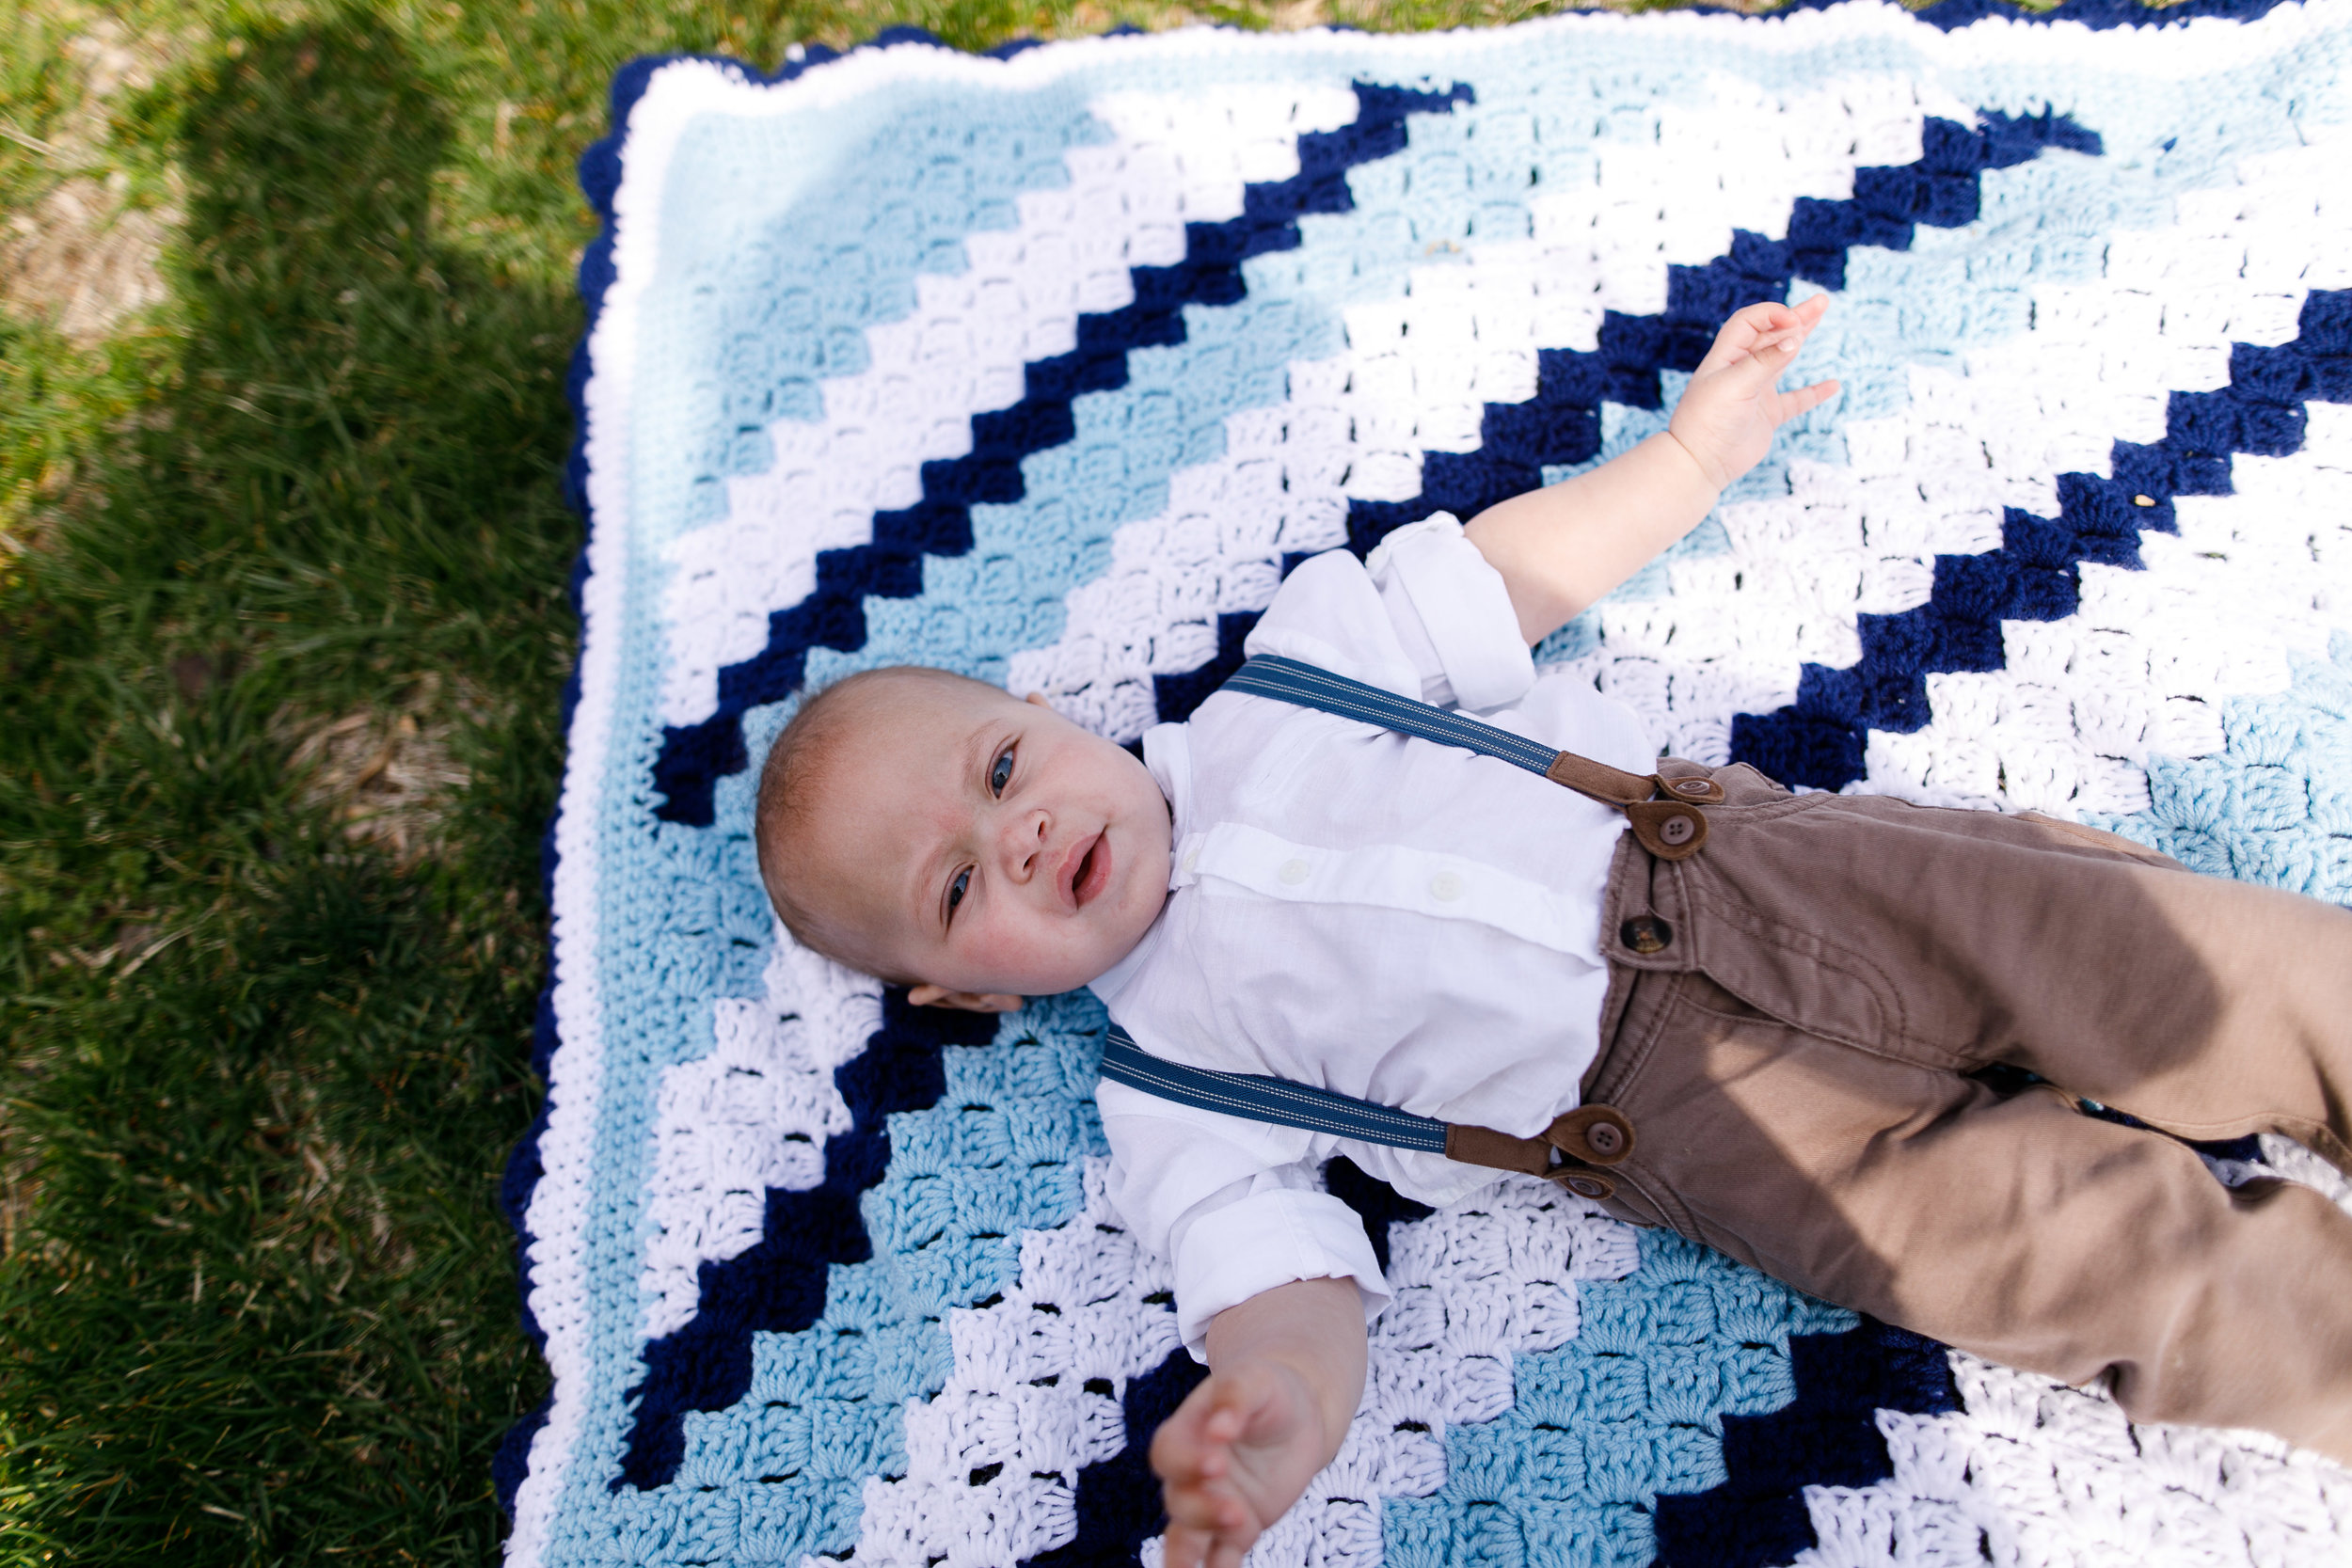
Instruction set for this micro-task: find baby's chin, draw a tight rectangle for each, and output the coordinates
[990,940,1136,998]
[999,893,1167,997]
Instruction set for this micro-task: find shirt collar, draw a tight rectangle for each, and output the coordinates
[1140,721,1192,838]
[1086,915,1159,1006]
[1086,721,1191,1007]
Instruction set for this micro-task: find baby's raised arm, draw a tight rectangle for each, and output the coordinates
[1152,1276,1369,1568]
[1464,296,1838,645]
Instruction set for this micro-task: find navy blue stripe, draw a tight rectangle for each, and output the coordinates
[1732,288,2352,789]
[1820,0,2294,28]
[1022,1344,1209,1568]
[1101,1026,1453,1152]
[647,80,1474,828]
[1654,1318,1960,1568]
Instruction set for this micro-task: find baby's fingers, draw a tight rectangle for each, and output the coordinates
[1164,1524,1254,1568]
[1702,298,1803,359]
[1162,1476,1259,1568]
[1708,295,1830,370]
[1709,326,1809,392]
[1694,302,1778,366]
[1152,1393,1248,1485]
[1164,1474,1249,1534]
[1162,1522,1232,1568]
[1778,376,1841,420]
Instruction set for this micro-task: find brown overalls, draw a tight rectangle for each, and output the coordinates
[1581,761,2352,1465]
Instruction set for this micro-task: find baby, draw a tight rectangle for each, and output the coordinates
[755,297,2352,1567]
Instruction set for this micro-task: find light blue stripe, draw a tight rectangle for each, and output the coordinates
[2088,632,2352,900]
[1383,1230,1855,1568]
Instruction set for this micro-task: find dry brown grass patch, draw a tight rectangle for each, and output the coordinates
[0,12,190,346]
[285,674,480,864]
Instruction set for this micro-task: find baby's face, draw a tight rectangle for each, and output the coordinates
[800,679,1172,1002]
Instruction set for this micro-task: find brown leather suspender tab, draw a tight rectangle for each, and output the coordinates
[1626,800,1708,860]
[1545,1105,1635,1164]
[1542,751,1655,805]
[1657,771,1726,804]
[1443,1122,1557,1178]
[1543,752,1719,861]
[1442,1104,1639,1202]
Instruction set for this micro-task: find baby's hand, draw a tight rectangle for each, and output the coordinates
[1666,296,1840,491]
[1152,1362,1329,1568]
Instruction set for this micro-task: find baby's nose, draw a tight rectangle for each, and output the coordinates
[1004,809,1050,877]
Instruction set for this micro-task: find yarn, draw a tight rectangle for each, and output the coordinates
[506,5,2352,1565]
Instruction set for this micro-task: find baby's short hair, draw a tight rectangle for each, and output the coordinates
[754,664,1005,973]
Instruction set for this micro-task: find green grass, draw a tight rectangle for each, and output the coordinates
[0,0,2137,1560]
[0,4,583,1558]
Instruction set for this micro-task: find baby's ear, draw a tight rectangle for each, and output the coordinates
[907,983,1025,1013]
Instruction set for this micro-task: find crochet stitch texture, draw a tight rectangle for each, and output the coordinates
[502,3,2352,1563]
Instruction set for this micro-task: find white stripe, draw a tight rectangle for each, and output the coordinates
[1789,1349,2352,1568]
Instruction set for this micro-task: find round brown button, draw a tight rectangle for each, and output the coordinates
[1658,813,1697,846]
[1560,1173,1613,1200]
[1584,1120,1625,1157]
[1672,778,1712,797]
[1619,915,1672,954]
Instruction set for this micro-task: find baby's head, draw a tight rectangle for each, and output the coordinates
[755,666,1173,1011]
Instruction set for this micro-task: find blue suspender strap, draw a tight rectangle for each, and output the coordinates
[1221,654,1564,780]
[1099,1024,1449,1154]
[1224,654,1726,853]
[1099,1024,1633,1196]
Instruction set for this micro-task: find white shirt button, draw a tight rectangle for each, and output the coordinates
[1428,870,1465,902]
[1180,847,1200,874]
[1278,858,1311,885]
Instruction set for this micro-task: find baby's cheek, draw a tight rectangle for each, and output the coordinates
[983,907,1105,992]
[966,909,1060,978]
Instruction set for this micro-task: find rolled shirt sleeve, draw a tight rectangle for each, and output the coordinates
[1168,1175,1391,1362]
[1364,512,1535,712]
[1101,1080,1391,1361]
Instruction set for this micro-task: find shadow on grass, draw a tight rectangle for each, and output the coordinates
[1,8,573,1562]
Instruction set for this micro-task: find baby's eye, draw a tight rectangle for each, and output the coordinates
[989,747,1014,797]
[947,868,970,914]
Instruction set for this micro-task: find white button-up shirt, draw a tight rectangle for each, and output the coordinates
[1089,515,1657,1356]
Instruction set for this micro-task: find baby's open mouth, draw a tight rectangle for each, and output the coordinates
[1068,832,1111,908]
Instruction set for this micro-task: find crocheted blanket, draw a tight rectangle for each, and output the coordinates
[499,1,2352,1562]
